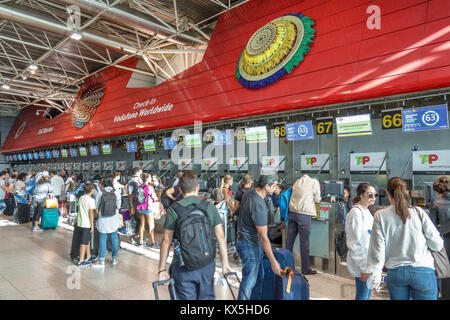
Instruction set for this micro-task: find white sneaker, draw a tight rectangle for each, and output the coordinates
[91,260,105,268]
[112,258,118,265]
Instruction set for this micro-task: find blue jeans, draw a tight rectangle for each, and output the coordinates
[355,277,372,300]
[236,238,264,300]
[98,231,119,261]
[387,266,438,300]
[0,200,6,213]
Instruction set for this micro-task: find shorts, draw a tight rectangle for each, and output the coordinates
[137,209,152,215]
[76,226,92,245]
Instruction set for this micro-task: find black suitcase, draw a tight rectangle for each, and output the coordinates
[227,217,237,246]
[4,196,15,216]
[17,203,31,224]
[70,226,82,262]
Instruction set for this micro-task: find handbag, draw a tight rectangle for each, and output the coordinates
[45,194,58,209]
[336,230,348,257]
[152,202,166,220]
[416,207,450,279]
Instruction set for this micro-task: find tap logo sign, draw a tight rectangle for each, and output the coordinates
[355,156,371,165]
[305,157,317,165]
[413,150,450,174]
[229,157,248,171]
[420,154,438,164]
[350,152,386,174]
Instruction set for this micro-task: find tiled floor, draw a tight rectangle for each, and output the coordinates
[0,216,388,300]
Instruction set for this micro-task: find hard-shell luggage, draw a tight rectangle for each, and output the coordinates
[70,225,82,262]
[153,279,178,300]
[261,247,295,300]
[227,217,237,246]
[275,267,310,300]
[4,195,15,216]
[17,203,31,224]
[41,208,59,229]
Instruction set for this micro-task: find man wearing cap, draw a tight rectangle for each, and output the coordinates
[31,171,54,232]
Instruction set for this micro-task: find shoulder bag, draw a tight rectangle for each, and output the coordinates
[416,207,450,279]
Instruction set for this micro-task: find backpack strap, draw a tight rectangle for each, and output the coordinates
[171,200,210,219]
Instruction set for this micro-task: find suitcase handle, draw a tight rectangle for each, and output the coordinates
[152,278,177,300]
[223,272,249,300]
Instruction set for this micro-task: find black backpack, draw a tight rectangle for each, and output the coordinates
[99,190,117,217]
[161,185,183,209]
[171,200,216,270]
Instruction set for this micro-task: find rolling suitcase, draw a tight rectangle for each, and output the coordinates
[41,208,59,229]
[17,203,31,224]
[153,279,178,300]
[4,195,15,216]
[70,225,82,262]
[261,247,295,300]
[275,267,310,300]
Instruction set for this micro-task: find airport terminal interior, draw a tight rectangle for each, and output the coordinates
[0,0,450,301]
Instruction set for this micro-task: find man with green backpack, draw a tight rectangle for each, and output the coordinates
[158,170,233,300]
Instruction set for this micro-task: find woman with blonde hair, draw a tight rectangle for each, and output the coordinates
[367,177,444,300]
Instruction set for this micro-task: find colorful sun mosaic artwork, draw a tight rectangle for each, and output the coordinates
[71,83,105,128]
[236,13,315,89]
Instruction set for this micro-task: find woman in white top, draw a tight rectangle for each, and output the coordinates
[367,177,444,300]
[345,182,376,300]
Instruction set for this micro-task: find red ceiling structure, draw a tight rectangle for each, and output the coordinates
[2,0,450,153]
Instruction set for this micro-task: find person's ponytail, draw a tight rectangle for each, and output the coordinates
[387,177,411,224]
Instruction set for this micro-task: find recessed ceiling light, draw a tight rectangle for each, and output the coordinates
[2,84,10,89]
[70,32,82,40]
[28,64,38,70]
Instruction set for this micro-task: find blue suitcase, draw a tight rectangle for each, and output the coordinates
[275,267,310,300]
[41,208,59,229]
[261,247,295,300]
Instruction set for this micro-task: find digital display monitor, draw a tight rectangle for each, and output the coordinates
[45,151,52,159]
[61,149,68,158]
[402,104,449,133]
[28,153,33,160]
[336,114,372,137]
[126,141,137,153]
[213,130,232,146]
[143,139,156,152]
[33,152,39,160]
[323,180,344,197]
[79,147,87,156]
[70,148,78,157]
[13,155,17,161]
[185,134,202,148]
[163,137,177,150]
[22,154,27,161]
[245,126,267,143]
[102,144,112,155]
[39,152,45,159]
[90,146,99,156]
[18,154,23,161]
[285,121,314,141]
[52,150,59,158]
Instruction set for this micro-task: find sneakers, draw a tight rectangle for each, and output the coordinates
[117,226,127,235]
[91,260,105,268]
[77,260,92,267]
[87,256,98,263]
[112,258,118,265]
[32,226,43,232]
[151,242,160,249]
[304,269,318,275]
